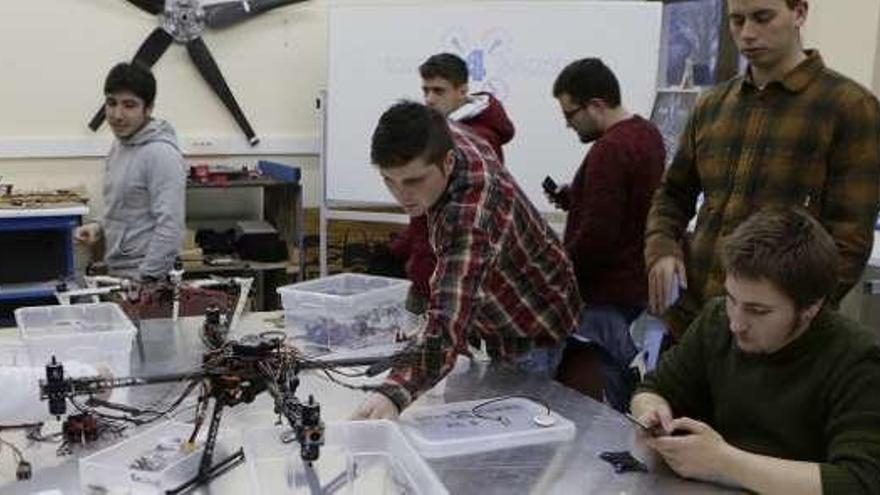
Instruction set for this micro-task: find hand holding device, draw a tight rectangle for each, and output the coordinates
[542,176,559,196]
[543,176,568,209]
[626,413,687,437]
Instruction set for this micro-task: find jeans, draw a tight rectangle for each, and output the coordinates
[494,341,566,380]
[405,288,429,315]
[569,304,642,412]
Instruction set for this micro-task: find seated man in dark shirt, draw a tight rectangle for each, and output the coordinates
[632,208,880,494]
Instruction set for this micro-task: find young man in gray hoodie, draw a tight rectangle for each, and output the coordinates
[75,62,186,281]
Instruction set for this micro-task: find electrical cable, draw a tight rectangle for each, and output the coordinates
[0,423,42,431]
[471,395,552,426]
[319,370,382,392]
[25,424,62,444]
[0,434,24,463]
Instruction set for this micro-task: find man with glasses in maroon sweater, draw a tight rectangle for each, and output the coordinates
[549,58,665,411]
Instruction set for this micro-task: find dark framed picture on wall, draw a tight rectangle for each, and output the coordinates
[658,0,726,87]
[650,89,700,167]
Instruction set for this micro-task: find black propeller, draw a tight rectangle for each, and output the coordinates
[87,0,306,145]
[125,0,165,15]
[204,0,309,29]
[187,37,259,145]
[89,27,174,131]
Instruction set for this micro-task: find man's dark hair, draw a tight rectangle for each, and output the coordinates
[371,101,454,169]
[419,53,469,87]
[104,62,157,107]
[721,208,839,309]
[552,58,621,107]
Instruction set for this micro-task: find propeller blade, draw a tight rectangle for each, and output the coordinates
[88,28,174,132]
[132,27,174,67]
[88,104,108,132]
[124,0,165,16]
[204,0,308,30]
[186,37,260,145]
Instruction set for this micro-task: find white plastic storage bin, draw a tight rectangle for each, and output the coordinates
[15,303,137,402]
[244,420,448,495]
[277,274,416,352]
[79,421,236,495]
[0,339,29,366]
[398,397,576,458]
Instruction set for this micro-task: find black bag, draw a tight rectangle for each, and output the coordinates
[195,229,237,255]
[341,230,405,278]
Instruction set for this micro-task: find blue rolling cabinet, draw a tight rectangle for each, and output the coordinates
[0,206,87,324]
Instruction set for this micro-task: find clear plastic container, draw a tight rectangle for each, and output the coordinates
[399,397,576,458]
[0,339,29,366]
[15,302,137,402]
[79,421,237,495]
[277,274,416,352]
[244,420,448,495]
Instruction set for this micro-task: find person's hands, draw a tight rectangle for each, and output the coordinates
[74,223,102,247]
[634,402,674,442]
[545,184,571,210]
[645,417,730,481]
[648,255,687,315]
[350,392,399,420]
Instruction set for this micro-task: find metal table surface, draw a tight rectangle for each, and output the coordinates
[0,312,741,494]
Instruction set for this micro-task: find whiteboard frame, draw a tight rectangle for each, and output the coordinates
[320,1,663,275]
[324,0,663,212]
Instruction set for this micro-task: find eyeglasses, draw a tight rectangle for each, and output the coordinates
[562,105,585,122]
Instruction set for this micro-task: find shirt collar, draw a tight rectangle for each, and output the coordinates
[738,49,824,94]
[428,148,466,215]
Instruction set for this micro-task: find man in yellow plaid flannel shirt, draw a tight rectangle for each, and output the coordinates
[646,0,880,338]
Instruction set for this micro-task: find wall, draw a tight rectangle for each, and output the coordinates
[2,0,880,218]
[801,0,880,93]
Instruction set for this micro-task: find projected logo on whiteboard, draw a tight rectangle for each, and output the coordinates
[380,26,565,100]
[442,27,514,100]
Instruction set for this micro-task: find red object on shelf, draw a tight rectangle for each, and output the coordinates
[191,164,211,184]
[209,173,229,186]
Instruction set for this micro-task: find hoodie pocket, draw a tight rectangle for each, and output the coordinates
[119,225,150,257]
[103,218,127,257]
[104,218,148,259]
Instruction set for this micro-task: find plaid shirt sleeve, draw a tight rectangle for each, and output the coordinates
[378,207,495,411]
[644,95,708,270]
[822,89,880,302]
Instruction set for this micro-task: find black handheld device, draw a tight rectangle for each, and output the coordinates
[599,450,649,474]
[625,413,687,437]
[542,176,559,196]
[625,413,656,436]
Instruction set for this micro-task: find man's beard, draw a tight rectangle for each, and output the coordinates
[737,312,809,354]
[578,130,601,143]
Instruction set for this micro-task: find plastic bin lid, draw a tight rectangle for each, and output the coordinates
[277,273,409,298]
[15,302,136,338]
[399,397,576,458]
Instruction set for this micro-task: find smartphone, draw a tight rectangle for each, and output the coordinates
[625,413,686,437]
[624,413,656,435]
[542,176,559,195]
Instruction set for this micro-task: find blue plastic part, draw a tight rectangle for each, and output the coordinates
[0,214,79,302]
[258,160,301,184]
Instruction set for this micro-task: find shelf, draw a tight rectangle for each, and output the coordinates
[186,178,296,189]
[185,162,304,311]
[0,205,89,218]
[0,281,58,301]
[182,259,289,274]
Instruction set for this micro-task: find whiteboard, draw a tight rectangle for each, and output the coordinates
[325,1,662,212]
